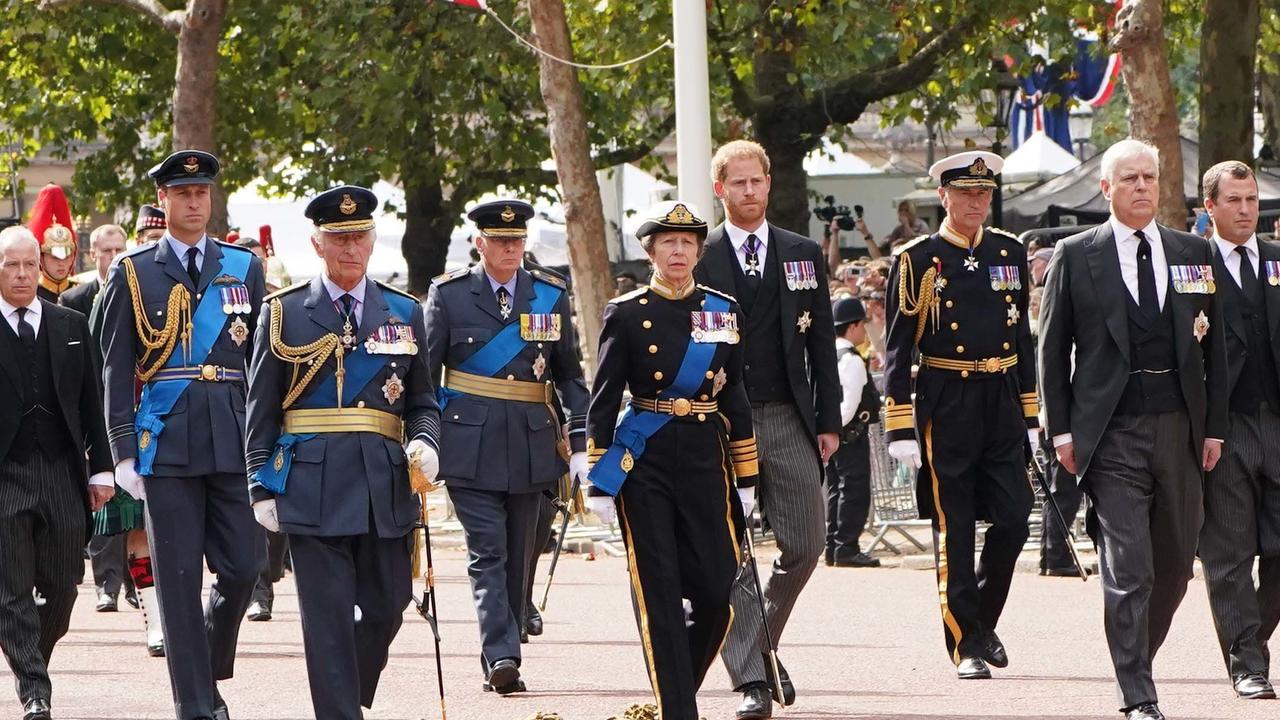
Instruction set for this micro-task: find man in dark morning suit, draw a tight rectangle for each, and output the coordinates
[245,186,442,719]
[98,150,266,720]
[425,199,590,694]
[693,140,841,720]
[1198,160,1280,701]
[0,226,114,720]
[1039,139,1228,720]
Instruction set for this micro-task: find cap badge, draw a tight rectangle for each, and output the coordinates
[969,158,989,176]
[664,203,695,225]
[339,194,357,215]
[500,205,516,223]
[183,156,200,174]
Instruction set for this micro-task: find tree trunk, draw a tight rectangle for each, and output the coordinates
[1111,0,1186,228]
[401,177,454,297]
[1198,0,1259,183]
[173,0,228,235]
[527,0,611,377]
[1261,69,1280,165]
[756,136,816,235]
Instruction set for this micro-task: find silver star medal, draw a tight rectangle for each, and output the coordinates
[712,368,728,396]
[533,352,547,380]
[1007,304,1020,325]
[382,373,404,404]
[227,316,248,347]
[964,255,979,272]
[1193,310,1210,341]
[796,310,812,334]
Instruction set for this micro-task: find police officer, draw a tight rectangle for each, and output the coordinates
[826,296,881,568]
[585,201,757,720]
[244,185,441,720]
[424,199,589,694]
[883,151,1039,680]
[98,150,266,720]
[26,184,79,303]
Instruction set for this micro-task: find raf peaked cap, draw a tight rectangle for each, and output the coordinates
[305,185,378,233]
[135,204,167,232]
[928,150,1002,190]
[833,296,867,326]
[468,199,534,239]
[149,150,220,187]
[634,200,708,240]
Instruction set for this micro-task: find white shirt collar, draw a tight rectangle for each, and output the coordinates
[0,294,40,321]
[321,274,367,306]
[1109,216,1161,246]
[1213,232,1258,261]
[726,220,770,251]
[835,337,855,351]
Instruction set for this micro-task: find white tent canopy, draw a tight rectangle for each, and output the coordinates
[1001,131,1080,183]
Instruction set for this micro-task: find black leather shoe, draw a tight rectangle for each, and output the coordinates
[957,657,991,679]
[124,586,140,609]
[831,552,881,568]
[1124,702,1165,720]
[824,546,835,566]
[982,631,1009,668]
[246,599,272,622]
[22,697,51,720]
[483,658,524,694]
[734,683,772,719]
[525,603,544,636]
[761,653,795,706]
[1040,566,1092,578]
[1234,672,1277,699]
[96,590,118,612]
[212,685,229,720]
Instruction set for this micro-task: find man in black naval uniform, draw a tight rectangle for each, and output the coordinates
[98,150,266,720]
[245,185,442,720]
[1040,139,1227,720]
[883,150,1040,681]
[1197,160,1280,701]
[425,199,590,694]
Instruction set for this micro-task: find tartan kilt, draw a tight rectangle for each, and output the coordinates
[93,491,145,536]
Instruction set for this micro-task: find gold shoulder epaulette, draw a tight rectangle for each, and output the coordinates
[530,267,567,289]
[432,267,469,286]
[374,279,419,302]
[697,284,737,303]
[987,226,1019,240]
[611,286,649,304]
[265,281,308,302]
[893,234,931,256]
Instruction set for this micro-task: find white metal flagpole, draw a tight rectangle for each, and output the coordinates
[672,0,715,219]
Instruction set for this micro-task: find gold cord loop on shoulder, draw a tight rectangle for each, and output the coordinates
[895,252,939,343]
[267,297,346,409]
[124,257,193,381]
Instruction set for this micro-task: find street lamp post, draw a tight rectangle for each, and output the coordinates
[1068,106,1095,161]
[986,59,1019,229]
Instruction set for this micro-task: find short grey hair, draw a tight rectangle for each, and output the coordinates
[0,226,39,255]
[1100,138,1160,184]
[89,223,127,248]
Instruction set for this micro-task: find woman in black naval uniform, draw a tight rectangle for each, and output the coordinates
[585,201,760,720]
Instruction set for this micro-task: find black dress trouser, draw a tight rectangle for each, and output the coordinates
[826,433,872,556]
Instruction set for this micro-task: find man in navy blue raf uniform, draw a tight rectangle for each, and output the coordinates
[425,199,590,695]
[97,150,266,720]
[244,185,441,720]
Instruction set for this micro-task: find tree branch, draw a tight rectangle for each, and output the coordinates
[706,0,758,117]
[804,14,979,126]
[38,0,185,33]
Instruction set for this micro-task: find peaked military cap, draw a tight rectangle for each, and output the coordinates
[135,204,167,233]
[929,150,1002,190]
[149,149,220,187]
[635,200,708,240]
[305,185,378,233]
[468,199,534,239]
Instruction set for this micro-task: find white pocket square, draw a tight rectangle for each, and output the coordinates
[67,340,81,346]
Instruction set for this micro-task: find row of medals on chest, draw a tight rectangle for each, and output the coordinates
[932,252,1023,327]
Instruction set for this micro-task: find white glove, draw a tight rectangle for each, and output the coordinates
[406,438,441,490]
[114,458,146,501]
[888,440,922,470]
[253,499,280,533]
[586,495,617,526]
[568,452,589,484]
[1027,428,1041,449]
[738,486,756,519]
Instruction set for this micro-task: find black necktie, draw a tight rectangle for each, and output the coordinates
[1135,230,1158,317]
[339,293,358,334]
[1237,246,1261,302]
[185,246,200,286]
[15,307,34,348]
[496,286,512,319]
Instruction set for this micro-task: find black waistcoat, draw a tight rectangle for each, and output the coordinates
[1116,292,1183,416]
[730,239,791,404]
[1230,270,1280,413]
[10,320,72,460]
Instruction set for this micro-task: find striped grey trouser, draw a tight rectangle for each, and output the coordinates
[1200,404,1280,680]
[721,401,825,689]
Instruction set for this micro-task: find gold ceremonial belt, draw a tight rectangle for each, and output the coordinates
[283,408,403,441]
[631,396,719,417]
[920,354,1018,375]
[151,364,245,382]
[442,367,551,404]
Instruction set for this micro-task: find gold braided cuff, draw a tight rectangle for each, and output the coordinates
[1020,392,1040,418]
[730,437,759,478]
[884,398,914,432]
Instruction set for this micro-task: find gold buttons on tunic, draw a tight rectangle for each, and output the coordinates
[1005,295,1013,303]
[933,256,941,263]
[643,320,652,329]
[956,345,965,353]
[649,345,658,354]
[697,413,707,422]
[507,374,515,380]
[1003,342,1011,350]
[1000,249,1008,256]
[705,370,714,379]
[961,370,970,378]
[700,394,709,401]
[357,401,366,408]
[945,300,954,308]
[950,322,959,330]
[654,371,664,380]
[639,298,648,305]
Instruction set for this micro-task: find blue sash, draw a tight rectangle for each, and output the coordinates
[255,289,419,494]
[588,293,728,496]
[134,247,252,475]
[437,278,562,409]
